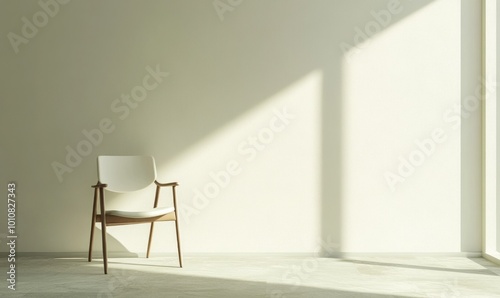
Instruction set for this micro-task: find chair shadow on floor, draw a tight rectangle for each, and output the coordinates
[40,257,417,298]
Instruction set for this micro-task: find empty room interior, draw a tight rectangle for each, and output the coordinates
[2,0,500,297]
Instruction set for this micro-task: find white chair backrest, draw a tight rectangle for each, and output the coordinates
[97,155,157,193]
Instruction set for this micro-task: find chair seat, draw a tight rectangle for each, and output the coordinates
[106,207,175,219]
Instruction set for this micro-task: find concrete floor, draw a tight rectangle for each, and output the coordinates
[1,255,500,297]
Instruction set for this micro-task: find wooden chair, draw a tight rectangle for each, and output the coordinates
[88,155,182,274]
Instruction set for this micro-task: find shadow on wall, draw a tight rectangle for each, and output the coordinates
[89,227,138,258]
[0,0,440,253]
[77,0,433,253]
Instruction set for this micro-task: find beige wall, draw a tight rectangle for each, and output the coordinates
[496,0,500,252]
[0,0,482,254]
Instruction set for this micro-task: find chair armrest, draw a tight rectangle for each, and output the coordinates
[91,182,108,188]
[155,181,178,187]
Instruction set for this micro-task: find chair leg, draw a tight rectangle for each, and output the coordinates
[99,188,108,274]
[88,188,98,262]
[100,222,108,274]
[174,219,182,268]
[146,222,155,258]
[171,185,182,268]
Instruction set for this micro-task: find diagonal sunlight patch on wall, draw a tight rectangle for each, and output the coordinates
[340,0,461,252]
[102,70,323,253]
[341,0,438,63]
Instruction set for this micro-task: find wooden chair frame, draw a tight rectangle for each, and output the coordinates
[88,180,182,274]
